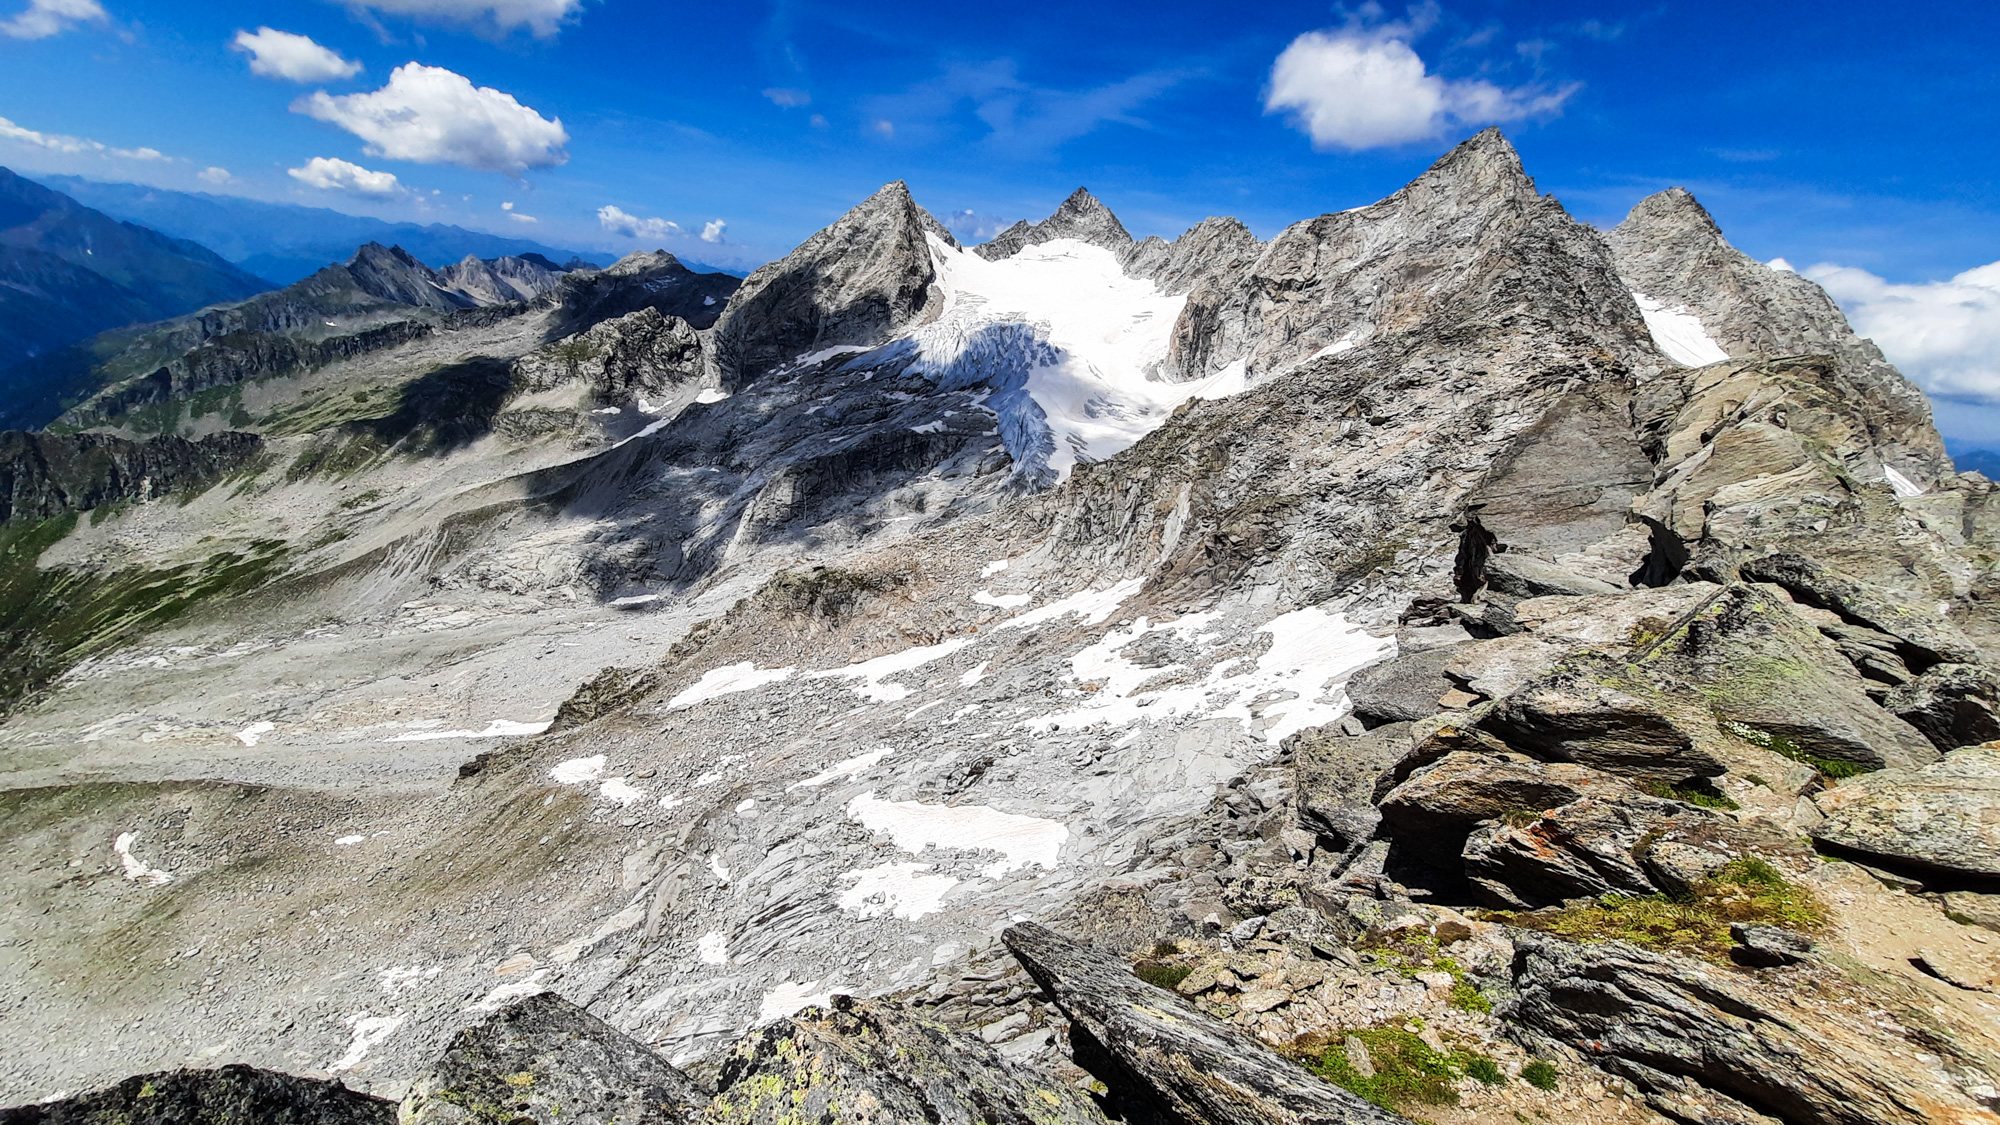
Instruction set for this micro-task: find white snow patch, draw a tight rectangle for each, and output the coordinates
[695,388,729,404]
[877,236,1259,483]
[905,700,946,719]
[735,798,756,813]
[846,791,1067,879]
[793,748,891,789]
[235,721,275,746]
[697,931,729,964]
[327,1013,404,1073]
[667,662,797,710]
[703,295,717,306]
[610,593,661,606]
[599,777,645,806]
[1633,292,1730,367]
[1884,465,1925,498]
[980,559,1010,578]
[113,833,171,885]
[593,406,623,415]
[1023,607,1396,744]
[334,834,367,846]
[550,755,607,784]
[809,638,972,703]
[838,862,960,920]
[996,577,1142,631]
[910,419,946,434]
[758,979,844,1024]
[959,661,990,687]
[708,853,731,884]
[973,590,1033,609]
[387,718,549,742]
[465,970,548,1014]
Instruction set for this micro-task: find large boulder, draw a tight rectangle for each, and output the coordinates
[1002,923,1411,1125]
[1884,664,2000,751]
[1344,648,1458,727]
[400,993,704,1125]
[702,996,1100,1125]
[1461,795,1701,908]
[1477,667,1727,784]
[1376,752,1636,849]
[1292,721,1412,858]
[1507,933,1993,1125]
[1810,745,2000,878]
[0,1065,392,1125]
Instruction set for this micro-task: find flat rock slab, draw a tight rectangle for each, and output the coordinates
[400,993,705,1125]
[1812,745,2000,878]
[1,1065,393,1125]
[703,995,1100,1125]
[1003,922,1412,1125]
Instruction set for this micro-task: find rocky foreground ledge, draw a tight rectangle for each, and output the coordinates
[10,892,2000,1125]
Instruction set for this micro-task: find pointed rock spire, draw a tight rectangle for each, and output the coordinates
[712,180,951,386]
[974,187,1133,261]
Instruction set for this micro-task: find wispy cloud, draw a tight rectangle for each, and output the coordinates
[866,59,1184,158]
[1,0,106,40]
[1265,5,1578,150]
[0,114,167,161]
[762,87,811,108]
[598,204,679,241]
[341,0,583,39]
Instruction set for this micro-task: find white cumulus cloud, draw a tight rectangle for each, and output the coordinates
[1808,260,2000,405]
[1,0,107,40]
[198,166,233,184]
[233,28,362,83]
[701,219,726,244]
[598,204,678,241]
[1264,17,1577,150]
[296,63,568,175]
[343,0,584,38]
[288,156,402,196]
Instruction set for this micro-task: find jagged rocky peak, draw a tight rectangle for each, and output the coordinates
[604,248,687,277]
[438,253,565,305]
[341,241,468,310]
[1605,185,1948,478]
[1160,126,1650,383]
[711,179,952,387]
[1120,214,1263,296]
[975,186,1133,260]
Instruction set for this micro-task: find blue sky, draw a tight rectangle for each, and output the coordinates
[3,0,1998,442]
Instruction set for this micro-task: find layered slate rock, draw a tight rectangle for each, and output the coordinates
[514,307,708,404]
[1508,933,1995,1125]
[399,993,705,1125]
[711,182,956,387]
[1604,187,1945,479]
[702,996,1101,1124]
[1002,923,1413,1125]
[0,1065,394,1125]
[1811,745,2000,878]
[0,430,262,523]
[975,187,1132,261]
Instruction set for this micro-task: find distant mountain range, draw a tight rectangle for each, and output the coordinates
[35,174,635,285]
[1946,436,2000,478]
[0,168,271,372]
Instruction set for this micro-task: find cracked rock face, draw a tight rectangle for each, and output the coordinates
[1811,744,2000,877]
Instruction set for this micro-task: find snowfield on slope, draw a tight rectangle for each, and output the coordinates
[856,236,1250,484]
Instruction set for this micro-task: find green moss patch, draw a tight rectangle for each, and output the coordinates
[1288,1027,1501,1114]
[1486,857,1826,962]
[1726,721,1873,779]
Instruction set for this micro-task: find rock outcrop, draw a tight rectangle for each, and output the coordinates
[1605,187,1945,479]
[706,996,1101,1124]
[1810,744,2000,878]
[400,993,705,1125]
[712,181,955,387]
[1003,922,1413,1125]
[1508,932,1997,1125]
[0,429,262,522]
[0,1064,394,1125]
